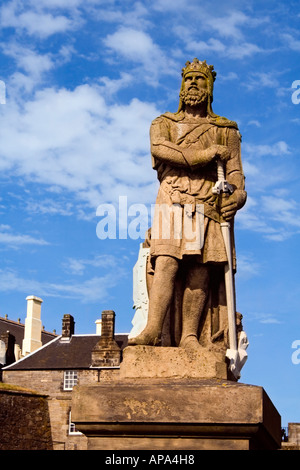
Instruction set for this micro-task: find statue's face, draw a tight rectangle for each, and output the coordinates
[180,71,209,108]
[183,72,208,93]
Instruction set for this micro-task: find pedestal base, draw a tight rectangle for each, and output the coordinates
[120,345,232,380]
[72,379,281,450]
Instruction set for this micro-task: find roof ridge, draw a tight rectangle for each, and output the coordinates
[0,316,57,336]
[0,316,24,327]
[2,335,62,370]
[71,333,129,337]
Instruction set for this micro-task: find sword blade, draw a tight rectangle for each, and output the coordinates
[221,221,237,351]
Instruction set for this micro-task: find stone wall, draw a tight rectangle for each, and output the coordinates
[2,368,120,450]
[0,384,52,450]
[281,423,300,450]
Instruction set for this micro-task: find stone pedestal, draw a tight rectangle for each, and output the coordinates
[72,347,281,450]
[72,379,281,450]
[120,345,231,380]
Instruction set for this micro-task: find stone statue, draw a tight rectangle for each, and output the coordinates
[128,59,247,377]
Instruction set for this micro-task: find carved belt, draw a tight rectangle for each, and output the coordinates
[167,190,223,223]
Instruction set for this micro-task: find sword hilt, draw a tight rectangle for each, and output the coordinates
[217,158,225,181]
[212,159,233,195]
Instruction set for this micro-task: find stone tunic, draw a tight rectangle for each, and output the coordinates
[149,112,245,265]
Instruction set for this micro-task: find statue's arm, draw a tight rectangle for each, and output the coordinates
[150,117,229,169]
[220,128,247,219]
[226,128,247,208]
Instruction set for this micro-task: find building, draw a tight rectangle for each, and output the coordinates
[0,296,57,372]
[281,423,300,450]
[1,296,297,450]
[2,310,128,450]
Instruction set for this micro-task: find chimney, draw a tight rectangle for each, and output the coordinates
[95,319,102,335]
[101,310,115,339]
[22,296,43,356]
[0,331,16,366]
[91,310,121,367]
[61,314,75,340]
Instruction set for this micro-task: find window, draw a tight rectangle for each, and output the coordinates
[63,370,78,390]
[68,411,82,435]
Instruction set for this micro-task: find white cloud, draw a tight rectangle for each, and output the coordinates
[187,37,263,60]
[248,312,282,324]
[104,28,158,62]
[261,196,300,229]
[98,73,133,96]
[29,0,83,8]
[236,253,261,279]
[236,190,300,241]
[171,6,268,60]
[202,9,270,41]
[244,71,281,91]
[218,72,239,81]
[0,1,77,38]
[1,41,77,94]
[0,83,160,210]
[0,267,124,303]
[63,254,119,275]
[0,225,49,247]
[247,120,261,128]
[237,205,279,237]
[205,11,249,40]
[243,140,290,157]
[89,2,150,29]
[281,33,300,52]
[25,198,74,217]
[188,38,226,54]
[2,43,54,78]
[103,27,177,84]
[227,42,264,59]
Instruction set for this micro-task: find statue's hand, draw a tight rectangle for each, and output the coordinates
[184,144,230,167]
[220,193,239,221]
[220,190,247,221]
[209,144,231,162]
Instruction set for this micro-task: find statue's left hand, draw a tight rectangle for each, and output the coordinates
[220,193,239,221]
[220,190,247,221]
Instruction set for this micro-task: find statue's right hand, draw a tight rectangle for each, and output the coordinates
[184,145,230,167]
[209,144,231,162]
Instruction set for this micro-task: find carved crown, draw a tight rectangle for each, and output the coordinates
[182,58,217,82]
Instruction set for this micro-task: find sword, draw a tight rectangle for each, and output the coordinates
[212,158,241,378]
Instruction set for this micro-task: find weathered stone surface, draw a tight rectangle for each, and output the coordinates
[120,345,229,380]
[281,423,300,450]
[72,379,281,450]
[0,385,53,450]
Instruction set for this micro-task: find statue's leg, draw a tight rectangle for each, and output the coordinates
[128,255,179,346]
[179,262,209,352]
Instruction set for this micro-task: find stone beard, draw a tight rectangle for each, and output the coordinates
[179,88,209,107]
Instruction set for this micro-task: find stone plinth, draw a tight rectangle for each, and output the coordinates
[120,345,231,380]
[72,379,281,450]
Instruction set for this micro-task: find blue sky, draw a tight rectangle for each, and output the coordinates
[0,0,300,427]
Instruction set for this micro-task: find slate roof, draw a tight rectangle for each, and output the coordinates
[0,316,57,348]
[4,333,128,370]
